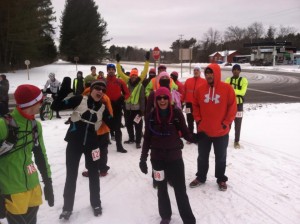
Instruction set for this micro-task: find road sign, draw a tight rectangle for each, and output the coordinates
[152,47,160,61]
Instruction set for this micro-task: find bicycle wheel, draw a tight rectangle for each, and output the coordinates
[40,102,53,120]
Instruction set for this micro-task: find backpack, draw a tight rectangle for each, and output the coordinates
[0,114,38,157]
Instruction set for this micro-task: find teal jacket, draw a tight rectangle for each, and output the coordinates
[0,108,52,195]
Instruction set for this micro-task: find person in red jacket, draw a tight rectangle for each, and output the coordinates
[183,65,205,135]
[190,64,237,191]
[105,64,130,153]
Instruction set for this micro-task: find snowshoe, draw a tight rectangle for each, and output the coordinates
[59,210,72,220]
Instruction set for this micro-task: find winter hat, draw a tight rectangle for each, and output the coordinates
[232,64,241,71]
[130,68,139,77]
[14,84,43,109]
[106,63,116,70]
[194,64,201,71]
[149,68,156,75]
[158,65,167,71]
[91,80,106,89]
[155,87,172,123]
[170,71,179,77]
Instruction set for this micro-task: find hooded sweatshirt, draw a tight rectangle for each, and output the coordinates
[192,64,237,137]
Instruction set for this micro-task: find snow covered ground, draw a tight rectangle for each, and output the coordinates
[1,62,300,224]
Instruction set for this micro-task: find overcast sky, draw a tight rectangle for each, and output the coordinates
[51,0,300,51]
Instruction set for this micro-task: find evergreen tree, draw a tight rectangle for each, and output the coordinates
[59,0,109,63]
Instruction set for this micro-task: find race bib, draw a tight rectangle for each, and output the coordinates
[92,148,100,161]
[185,107,191,114]
[153,169,165,181]
[134,115,142,124]
[27,163,37,175]
[236,111,243,118]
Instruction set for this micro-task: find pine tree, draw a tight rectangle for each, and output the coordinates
[59,0,109,63]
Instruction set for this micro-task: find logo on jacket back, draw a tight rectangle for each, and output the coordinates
[204,93,220,104]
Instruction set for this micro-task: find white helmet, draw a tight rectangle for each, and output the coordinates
[49,73,55,79]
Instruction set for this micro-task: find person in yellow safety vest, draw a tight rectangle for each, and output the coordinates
[73,71,85,95]
[145,65,178,97]
[225,64,248,149]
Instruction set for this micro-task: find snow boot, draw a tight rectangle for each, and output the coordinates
[93,206,102,216]
[218,181,227,191]
[59,210,72,220]
[160,218,171,224]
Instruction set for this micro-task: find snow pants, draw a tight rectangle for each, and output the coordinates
[151,158,196,224]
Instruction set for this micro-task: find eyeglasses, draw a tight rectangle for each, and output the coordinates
[156,95,169,101]
[93,86,106,92]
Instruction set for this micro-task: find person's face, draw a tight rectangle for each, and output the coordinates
[98,72,104,78]
[232,69,241,77]
[91,68,96,75]
[193,69,201,77]
[205,70,214,86]
[90,86,105,101]
[0,76,3,81]
[107,68,116,76]
[156,95,169,110]
[130,75,138,81]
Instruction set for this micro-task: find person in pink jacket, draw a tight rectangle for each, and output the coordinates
[190,63,237,191]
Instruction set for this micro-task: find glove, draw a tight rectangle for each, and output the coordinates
[116,53,121,62]
[139,161,148,174]
[145,51,150,61]
[44,178,54,207]
[0,195,6,219]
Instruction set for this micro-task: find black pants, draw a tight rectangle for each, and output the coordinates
[151,159,196,224]
[63,141,101,211]
[234,104,243,143]
[111,102,124,150]
[186,103,195,134]
[196,133,229,183]
[97,133,110,172]
[124,109,143,144]
[6,206,39,224]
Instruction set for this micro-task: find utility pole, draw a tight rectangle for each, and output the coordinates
[179,34,184,78]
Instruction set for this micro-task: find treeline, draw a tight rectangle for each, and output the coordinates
[108,22,300,63]
[0,0,57,72]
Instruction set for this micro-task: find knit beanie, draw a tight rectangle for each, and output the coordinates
[232,64,241,71]
[149,68,156,75]
[194,64,201,71]
[170,71,179,82]
[106,63,116,70]
[14,84,43,109]
[91,80,106,91]
[130,68,139,77]
[155,87,172,123]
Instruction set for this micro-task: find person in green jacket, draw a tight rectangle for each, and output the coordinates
[84,66,97,88]
[0,84,54,224]
[225,64,248,149]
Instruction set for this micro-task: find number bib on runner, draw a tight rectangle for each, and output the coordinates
[153,169,165,181]
[91,148,100,161]
[236,111,243,118]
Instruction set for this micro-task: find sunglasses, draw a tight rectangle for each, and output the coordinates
[156,95,169,101]
[93,85,106,92]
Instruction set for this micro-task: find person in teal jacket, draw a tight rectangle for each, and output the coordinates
[0,84,53,224]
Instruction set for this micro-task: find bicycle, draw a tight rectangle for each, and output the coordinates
[39,94,53,121]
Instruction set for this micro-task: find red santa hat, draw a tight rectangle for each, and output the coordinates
[14,84,43,109]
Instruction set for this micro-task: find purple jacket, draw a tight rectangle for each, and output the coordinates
[141,107,193,162]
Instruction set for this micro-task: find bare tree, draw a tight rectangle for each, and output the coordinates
[203,28,222,45]
[277,25,297,38]
[265,25,277,40]
[224,26,246,42]
[246,22,265,42]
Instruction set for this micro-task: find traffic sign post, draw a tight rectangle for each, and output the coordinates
[74,56,79,72]
[152,47,160,61]
[24,60,30,80]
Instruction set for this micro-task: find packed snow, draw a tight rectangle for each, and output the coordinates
[1,61,300,224]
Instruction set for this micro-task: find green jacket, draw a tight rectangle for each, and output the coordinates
[225,76,248,104]
[0,108,51,195]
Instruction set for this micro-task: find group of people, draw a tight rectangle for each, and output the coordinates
[0,57,248,224]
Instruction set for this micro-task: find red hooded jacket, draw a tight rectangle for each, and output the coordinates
[192,64,237,137]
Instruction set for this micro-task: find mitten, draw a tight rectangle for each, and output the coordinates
[116,53,121,62]
[145,51,150,61]
[139,161,148,174]
[44,178,54,207]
